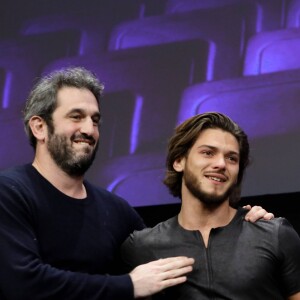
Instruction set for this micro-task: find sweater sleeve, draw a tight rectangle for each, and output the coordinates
[278,218,300,297]
[0,177,134,300]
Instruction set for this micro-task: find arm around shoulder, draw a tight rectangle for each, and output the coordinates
[288,292,300,300]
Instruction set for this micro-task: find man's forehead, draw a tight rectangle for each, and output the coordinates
[56,87,99,109]
[194,128,239,150]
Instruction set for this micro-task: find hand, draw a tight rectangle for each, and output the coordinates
[129,256,194,298]
[243,205,274,222]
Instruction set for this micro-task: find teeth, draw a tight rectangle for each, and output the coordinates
[76,141,89,145]
[209,176,222,182]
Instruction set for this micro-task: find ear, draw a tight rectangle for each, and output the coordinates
[173,157,185,172]
[28,116,47,142]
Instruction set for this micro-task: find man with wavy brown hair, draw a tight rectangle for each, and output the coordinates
[122,112,300,300]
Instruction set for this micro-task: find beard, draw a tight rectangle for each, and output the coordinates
[183,166,236,206]
[47,130,98,177]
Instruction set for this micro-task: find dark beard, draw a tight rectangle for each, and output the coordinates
[184,167,236,206]
[47,131,98,177]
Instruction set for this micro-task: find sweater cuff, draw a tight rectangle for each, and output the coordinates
[107,274,134,300]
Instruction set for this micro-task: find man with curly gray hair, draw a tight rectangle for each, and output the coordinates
[0,67,195,300]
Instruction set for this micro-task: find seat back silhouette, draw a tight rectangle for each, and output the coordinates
[0,32,80,112]
[176,69,300,197]
[109,4,258,80]
[244,28,300,75]
[178,69,300,138]
[286,0,300,28]
[19,0,145,53]
[165,0,285,31]
[43,40,206,160]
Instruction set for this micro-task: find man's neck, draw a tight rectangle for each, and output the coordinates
[32,157,86,199]
[178,196,236,247]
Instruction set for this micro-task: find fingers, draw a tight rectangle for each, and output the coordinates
[130,256,194,298]
[245,205,264,222]
[262,212,275,220]
[154,256,194,269]
[158,274,188,289]
[159,261,193,282]
[243,204,251,211]
[147,257,194,282]
[244,205,274,222]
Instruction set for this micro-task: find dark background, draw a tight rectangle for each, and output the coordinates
[0,0,299,233]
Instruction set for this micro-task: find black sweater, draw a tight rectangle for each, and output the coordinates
[0,164,145,300]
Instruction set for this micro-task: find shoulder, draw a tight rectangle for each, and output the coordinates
[275,218,300,247]
[124,216,177,247]
[121,217,178,266]
[0,164,39,214]
[244,216,300,247]
[247,216,296,232]
[0,164,29,181]
[0,164,35,193]
[244,215,291,233]
[85,181,133,208]
[85,181,145,229]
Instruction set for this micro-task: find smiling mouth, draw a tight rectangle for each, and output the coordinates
[75,141,91,145]
[206,176,226,183]
[73,138,95,146]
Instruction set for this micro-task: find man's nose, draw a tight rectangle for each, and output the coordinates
[213,155,226,169]
[80,118,96,135]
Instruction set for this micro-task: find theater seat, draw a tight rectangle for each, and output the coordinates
[165,0,284,32]
[176,69,300,198]
[43,40,206,159]
[93,69,300,206]
[109,4,257,80]
[0,32,79,111]
[286,0,300,28]
[20,1,143,54]
[87,151,180,207]
[243,28,300,75]
[178,69,300,138]
[166,0,244,12]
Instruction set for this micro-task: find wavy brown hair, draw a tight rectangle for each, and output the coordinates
[163,112,250,206]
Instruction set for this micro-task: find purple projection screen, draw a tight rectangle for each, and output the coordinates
[0,0,299,207]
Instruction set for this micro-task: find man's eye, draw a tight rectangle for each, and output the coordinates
[92,118,100,125]
[202,151,213,156]
[71,115,81,120]
[228,156,238,163]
